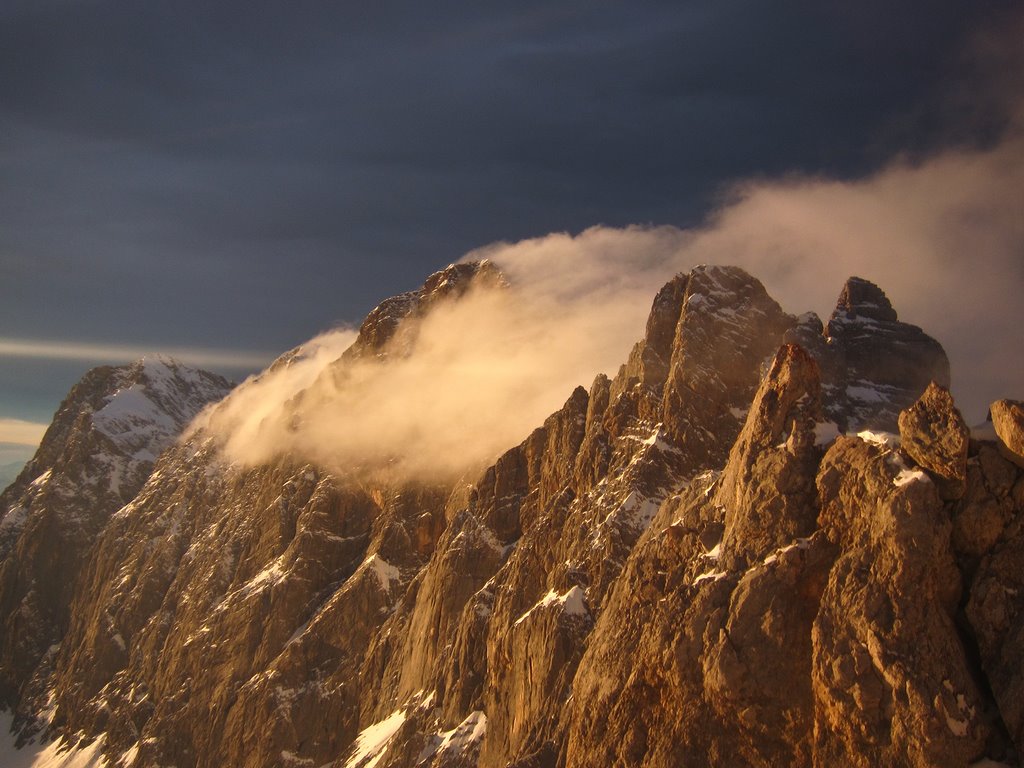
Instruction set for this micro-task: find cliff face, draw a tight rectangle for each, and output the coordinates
[2,263,1022,768]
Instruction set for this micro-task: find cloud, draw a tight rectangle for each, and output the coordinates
[0,337,276,371]
[191,7,1024,477]
[193,253,674,479]
[0,418,47,447]
[0,2,1008,370]
[196,119,1024,480]
[471,127,1023,425]
[191,329,358,460]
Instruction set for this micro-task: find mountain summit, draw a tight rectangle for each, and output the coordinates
[1,265,1022,768]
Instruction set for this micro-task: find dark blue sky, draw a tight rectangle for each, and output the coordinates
[0,0,1017,432]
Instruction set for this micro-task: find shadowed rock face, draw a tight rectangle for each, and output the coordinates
[786,276,950,433]
[3,264,1022,768]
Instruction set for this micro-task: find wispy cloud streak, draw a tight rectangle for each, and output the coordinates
[0,337,276,371]
[0,418,47,447]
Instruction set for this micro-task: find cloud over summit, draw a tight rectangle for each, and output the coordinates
[195,116,1023,480]
[191,8,1024,477]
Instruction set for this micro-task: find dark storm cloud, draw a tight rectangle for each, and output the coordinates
[0,0,1019,426]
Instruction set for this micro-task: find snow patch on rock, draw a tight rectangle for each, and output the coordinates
[419,710,488,763]
[363,554,400,591]
[514,586,589,627]
[856,430,900,448]
[343,708,407,768]
[0,709,108,768]
[894,468,930,487]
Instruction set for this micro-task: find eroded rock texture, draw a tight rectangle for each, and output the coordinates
[2,263,1021,768]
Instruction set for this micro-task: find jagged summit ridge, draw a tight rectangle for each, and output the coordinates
[1,356,231,548]
[785,275,950,433]
[344,260,504,360]
[1,264,1022,768]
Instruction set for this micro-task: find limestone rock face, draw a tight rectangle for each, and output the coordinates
[960,440,1024,759]
[0,358,231,725]
[659,265,794,473]
[40,263,502,768]
[814,437,984,767]
[717,343,823,570]
[966,514,1024,755]
[3,264,1023,768]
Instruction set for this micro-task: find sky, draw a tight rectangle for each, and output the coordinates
[1,0,1022,456]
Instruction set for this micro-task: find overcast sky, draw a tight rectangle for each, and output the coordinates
[1,0,1020,443]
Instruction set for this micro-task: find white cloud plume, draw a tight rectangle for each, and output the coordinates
[198,16,1024,477]
[198,125,1023,480]
[193,245,679,479]
[191,329,358,458]
[680,133,1024,421]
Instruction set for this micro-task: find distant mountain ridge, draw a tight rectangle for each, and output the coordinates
[0,455,31,497]
[0,357,232,724]
[1,264,1022,768]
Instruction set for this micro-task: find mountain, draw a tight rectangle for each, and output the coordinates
[0,357,233,730]
[1,264,1022,768]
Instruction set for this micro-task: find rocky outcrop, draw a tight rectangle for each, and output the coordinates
[814,436,985,767]
[717,343,823,570]
[991,399,1024,468]
[960,429,1024,759]
[966,512,1024,756]
[563,336,835,768]
[562,351,1008,767]
[659,266,794,473]
[343,260,505,362]
[3,264,1022,768]
[0,358,231,727]
[898,381,970,499]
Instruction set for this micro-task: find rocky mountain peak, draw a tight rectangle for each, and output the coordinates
[2,265,1022,768]
[1,357,231,529]
[658,264,795,474]
[0,358,231,720]
[421,260,505,302]
[345,259,505,360]
[786,275,950,433]
[830,275,898,324]
[90,356,233,464]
